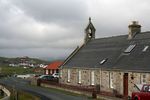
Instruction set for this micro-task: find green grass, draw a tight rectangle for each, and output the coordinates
[18,91,40,100]
[10,90,40,100]
[45,87,103,100]
[0,95,4,99]
[0,66,34,75]
[31,85,103,100]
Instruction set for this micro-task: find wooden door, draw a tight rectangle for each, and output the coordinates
[123,73,128,97]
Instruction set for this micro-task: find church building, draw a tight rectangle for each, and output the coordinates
[60,18,150,97]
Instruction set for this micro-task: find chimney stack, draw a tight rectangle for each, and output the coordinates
[128,21,141,39]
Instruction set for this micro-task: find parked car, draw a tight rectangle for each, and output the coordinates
[132,84,150,100]
[38,75,56,81]
[34,74,41,78]
[17,74,31,79]
[52,73,59,78]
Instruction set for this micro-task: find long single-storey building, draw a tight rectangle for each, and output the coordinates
[60,18,150,97]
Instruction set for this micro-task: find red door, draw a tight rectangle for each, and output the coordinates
[123,73,128,97]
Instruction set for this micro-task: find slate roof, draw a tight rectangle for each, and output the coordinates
[63,32,150,72]
[111,32,150,72]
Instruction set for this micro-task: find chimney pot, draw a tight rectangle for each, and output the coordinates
[128,21,141,39]
[131,21,138,25]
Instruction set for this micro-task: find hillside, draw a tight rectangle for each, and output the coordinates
[0,56,49,66]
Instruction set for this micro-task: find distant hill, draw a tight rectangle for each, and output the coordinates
[0,56,50,66]
[40,57,65,62]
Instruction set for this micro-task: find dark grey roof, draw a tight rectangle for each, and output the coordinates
[111,32,150,72]
[63,32,150,72]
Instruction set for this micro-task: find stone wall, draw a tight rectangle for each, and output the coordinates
[100,71,123,95]
[0,85,11,99]
[60,68,123,95]
[95,70,101,85]
[60,68,150,96]
[101,71,109,91]
[113,72,123,95]
[60,68,100,86]
[80,69,91,86]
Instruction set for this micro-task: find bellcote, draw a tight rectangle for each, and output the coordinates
[84,17,96,44]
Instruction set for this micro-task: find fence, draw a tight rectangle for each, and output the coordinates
[37,79,124,99]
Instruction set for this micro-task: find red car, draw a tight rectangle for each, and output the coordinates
[132,84,150,100]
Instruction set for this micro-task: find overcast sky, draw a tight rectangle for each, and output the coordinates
[0,0,150,59]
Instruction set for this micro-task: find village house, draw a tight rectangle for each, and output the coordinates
[45,61,63,75]
[60,18,150,97]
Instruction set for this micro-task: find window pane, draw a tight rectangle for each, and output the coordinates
[67,69,70,82]
[60,70,62,78]
[78,70,81,83]
[141,74,146,84]
[91,71,95,85]
[143,46,149,52]
[100,58,108,65]
[46,70,49,75]
[124,44,136,53]
[110,72,113,88]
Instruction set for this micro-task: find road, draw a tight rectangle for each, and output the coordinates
[0,77,89,100]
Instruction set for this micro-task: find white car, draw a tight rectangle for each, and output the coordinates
[52,73,59,78]
[17,74,35,79]
[17,74,30,79]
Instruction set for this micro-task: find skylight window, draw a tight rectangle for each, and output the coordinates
[100,58,107,65]
[142,46,149,52]
[124,44,136,53]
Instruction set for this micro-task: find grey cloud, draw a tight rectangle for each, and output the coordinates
[1,0,150,58]
[0,0,84,58]
[87,0,150,38]
[0,37,82,49]
[11,0,88,25]
[0,48,73,58]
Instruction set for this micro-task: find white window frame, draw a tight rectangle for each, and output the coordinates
[142,46,149,52]
[50,70,52,74]
[78,70,81,84]
[100,58,107,65]
[124,44,136,53]
[67,69,70,82]
[109,72,113,89]
[60,70,62,78]
[141,74,146,84]
[46,69,49,75]
[91,71,95,85]
[54,70,56,73]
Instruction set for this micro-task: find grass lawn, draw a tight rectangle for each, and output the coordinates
[10,90,40,100]
[0,66,34,75]
[31,85,104,100]
[46,88,103,100]
[18,91,40,100]
[0,95,4,99]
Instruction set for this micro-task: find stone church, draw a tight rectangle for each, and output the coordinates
[59,18,150,97]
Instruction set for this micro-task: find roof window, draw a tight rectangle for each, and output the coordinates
[100,58,108,65]
[124,44,136,53]
[142,46,149,52]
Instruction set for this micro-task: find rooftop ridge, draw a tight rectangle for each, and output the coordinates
[95,34,127,40]
[94,31,150,40]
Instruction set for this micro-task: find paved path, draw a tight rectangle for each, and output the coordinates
[0,77,88,100]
